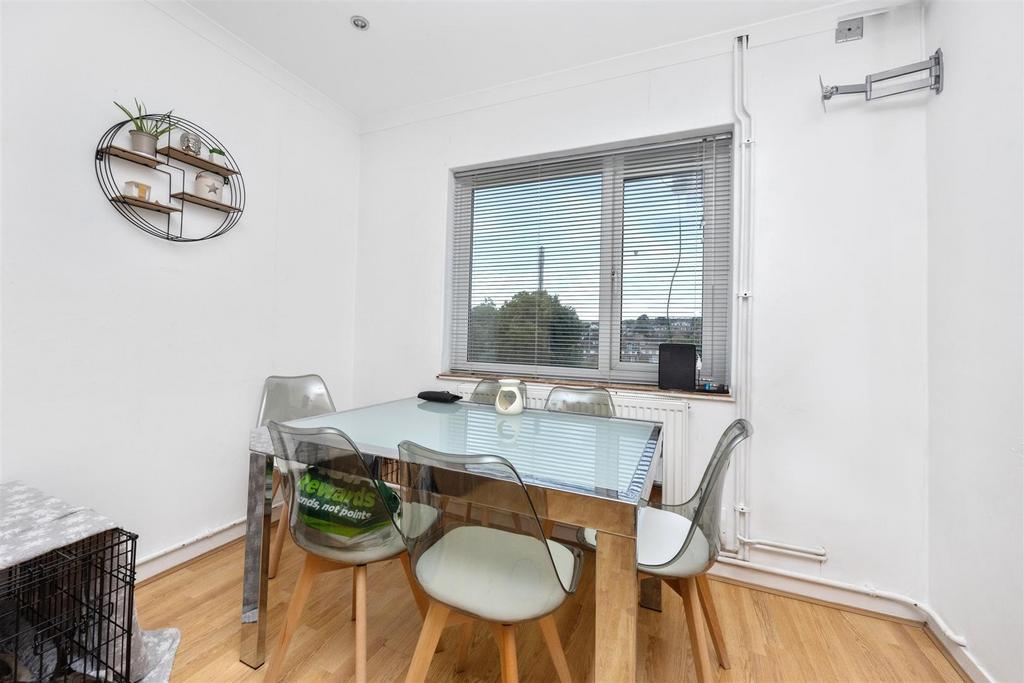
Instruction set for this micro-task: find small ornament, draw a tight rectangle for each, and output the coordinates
[122,181,152,201]
[179,131,202,156]
[494,379,525,415]
[195,171,225,202]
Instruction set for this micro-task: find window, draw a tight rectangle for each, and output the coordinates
[448,131,733,387]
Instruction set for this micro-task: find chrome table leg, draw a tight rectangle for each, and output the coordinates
[240,451,273,668]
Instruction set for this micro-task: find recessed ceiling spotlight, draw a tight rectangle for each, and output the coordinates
[350,15,369,31]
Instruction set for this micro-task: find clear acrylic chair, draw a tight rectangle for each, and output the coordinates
[257,374,335,427]
[544,386,615,543]
[637,418,752,683]
[391,440,582,683]
[256,374,336,578]
[468,378,527,405]
[544,385,615,418]
[263,423,422,683]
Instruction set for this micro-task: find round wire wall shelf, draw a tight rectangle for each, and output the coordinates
[95,114,246,242]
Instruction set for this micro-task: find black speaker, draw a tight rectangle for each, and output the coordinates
[658,343,697,391]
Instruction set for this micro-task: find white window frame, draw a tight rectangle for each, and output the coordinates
[444,126,733,386]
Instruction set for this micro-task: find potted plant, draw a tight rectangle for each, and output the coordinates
[114,99,173,157]
[207,147,229,168]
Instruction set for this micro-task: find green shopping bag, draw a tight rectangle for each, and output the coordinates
[295,466,400,538]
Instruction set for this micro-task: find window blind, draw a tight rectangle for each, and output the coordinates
[449,132,733,386]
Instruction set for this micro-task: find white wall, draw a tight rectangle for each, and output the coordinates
[925,2,1024,681]
[0,1,361,560]
[355,4,931,599]
[5,2,1020,677]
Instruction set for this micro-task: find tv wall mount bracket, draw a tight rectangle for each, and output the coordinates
[820,48,943,112]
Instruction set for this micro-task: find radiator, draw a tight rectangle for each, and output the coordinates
[442,380,691,503]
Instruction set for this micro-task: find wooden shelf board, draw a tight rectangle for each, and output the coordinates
[102,146,162,169]
[112,195,180,214]
[171,191,240,213]
[157,146,238,177]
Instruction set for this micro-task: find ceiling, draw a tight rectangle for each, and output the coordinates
[190,0,834,120]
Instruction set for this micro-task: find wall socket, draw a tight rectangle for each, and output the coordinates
[836,17,864,43]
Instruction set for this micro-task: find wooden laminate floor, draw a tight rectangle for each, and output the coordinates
[136,526,964,682]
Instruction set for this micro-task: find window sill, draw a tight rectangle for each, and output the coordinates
[436,371,735,403]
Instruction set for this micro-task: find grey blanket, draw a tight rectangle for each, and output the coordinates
[0,481,178,682]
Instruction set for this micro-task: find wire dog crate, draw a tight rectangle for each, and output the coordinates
[0,529,137,682]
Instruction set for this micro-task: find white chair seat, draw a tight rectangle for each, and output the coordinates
[636,506,712,577]
[578,507,712,578]
[415,525,577,623]
[303,525,406,566]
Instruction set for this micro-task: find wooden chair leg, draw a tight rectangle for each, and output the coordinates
[538,615,571,683]
[664,576,684,598]
[351,570,358,622]
[398,553,446,654]
[454,622,474,673]
[268,476,287,579]
[495,624,518,683]
[399,553,429,619]
[405,601,450,683]
[263,554,319,682]
[696,574,730,670]
[354,565,367,683]
[680,577,713,683]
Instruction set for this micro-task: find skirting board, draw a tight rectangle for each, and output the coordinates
[135,511,986,682]
[924,623,991,683]
[135,503,282,583]
[709,561,920,622]
[710,561,988,683]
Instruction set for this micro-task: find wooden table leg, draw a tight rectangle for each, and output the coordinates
[595,531,638,683]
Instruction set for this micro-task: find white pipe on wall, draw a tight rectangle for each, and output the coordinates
[737,534,828,561]
[721,28,971,661]
[731,34,755,559]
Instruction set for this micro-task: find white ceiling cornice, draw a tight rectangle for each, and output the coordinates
[359,0,920,134]
[150,0,360,129]
[163,0,919,135]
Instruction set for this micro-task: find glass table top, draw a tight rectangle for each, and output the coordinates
[250,397,662,503]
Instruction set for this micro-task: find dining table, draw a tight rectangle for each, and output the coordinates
[240,396,663,682]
